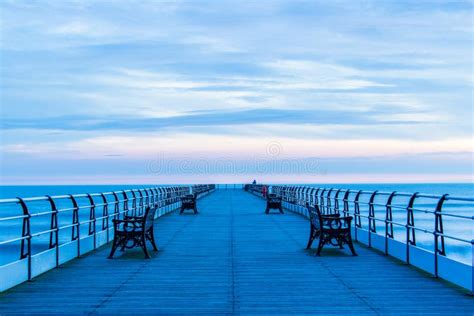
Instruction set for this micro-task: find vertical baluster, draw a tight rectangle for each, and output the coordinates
[112,192,120,221]
[314,188,320,207]
[354,191,362,242]
[319,189,326,214]
[87,194,96,250]
[343,190,350,217]
[334,189,342,215]
[122,191,129,217]
[406,193,418,264]
[154,188,160,208]
[100,193,109,243]
[138,189,144,216]
[385,192,396,255]
[434,194,448,277]
[18,198,32,281]
[151,188,157,207]
[46,196,59,268]
[130,190,137,216]
[69,195,80,256]
[368,191,378,248]
[326,188,333,214]
[144,189,150,208]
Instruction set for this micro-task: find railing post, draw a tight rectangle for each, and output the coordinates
[353,191,362,242]
[343,191,350,217]
[406,193,418,265]
[144,189,150,209]
[151,188,156,208]
[69,195,80,257]
[334,189,342,214]
[122,191,129,216]
[148,188,154,207]
[326,188,333,214]
[158,188,164,213]
[87,194,96,250]
[155,188,160,207]
[385,192,396,255]
[46,195,59,268]
[434,194,448,278]
[368,191,378,248]
[320,189,326,214]
[18,198,32,281]
[130,190,137,216]
[112,192,120,220]
[100,193,109,243]
[137,189,144,216]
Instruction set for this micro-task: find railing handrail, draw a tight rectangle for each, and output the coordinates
[0,184,217,292]
[0,184,216,252]
[244,183,473,252]
[244,183,473,290]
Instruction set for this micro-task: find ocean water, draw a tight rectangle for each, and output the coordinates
[1,183,472,200]
[300,183,473,265]
[0,183,472,266]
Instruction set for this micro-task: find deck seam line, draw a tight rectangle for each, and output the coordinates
[87,212,196,315]
[319,260,381,315]
[268,210,381,315]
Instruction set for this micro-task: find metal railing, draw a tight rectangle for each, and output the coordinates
[0,184,215,291]
[245,184,473,289]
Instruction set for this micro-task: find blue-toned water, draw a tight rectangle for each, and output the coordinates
[300,183,473,265]
[1,183,472,200]
[0,183,473,266]
[0,185,161,199]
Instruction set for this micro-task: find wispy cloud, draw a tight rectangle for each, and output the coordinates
[2,106,432,133]
[1,0,472,183]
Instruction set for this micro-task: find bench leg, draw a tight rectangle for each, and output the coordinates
[148,227,158,251]
[279,206,284,214]
[194,206,198,214]
[141,235,151,259]
[265,207,269,214]
[315,234,325,256]
[306,226,315,249]
[306,236,314,249]
[347,238,357,256]
[108,235,119,259]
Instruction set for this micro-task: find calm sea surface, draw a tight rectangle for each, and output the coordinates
[0,183,472,265]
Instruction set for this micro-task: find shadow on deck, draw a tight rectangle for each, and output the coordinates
[0,190,472,315]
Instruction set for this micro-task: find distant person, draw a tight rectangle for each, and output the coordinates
[262,185,267,198]
[252,179,257,185]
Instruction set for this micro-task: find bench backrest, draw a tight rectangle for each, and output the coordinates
[143,206,158,230]
[306,203,322,230]
[267,195,282,204]
[182,195,196,204]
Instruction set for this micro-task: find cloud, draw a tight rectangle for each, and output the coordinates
[2,106,431,133]
[1,0,472,183]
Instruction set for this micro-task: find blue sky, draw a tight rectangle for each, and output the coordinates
[0,0,473,184]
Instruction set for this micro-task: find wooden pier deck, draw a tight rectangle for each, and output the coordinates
[0,190,472,315]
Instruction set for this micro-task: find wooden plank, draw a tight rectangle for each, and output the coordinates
[0,190,472,315]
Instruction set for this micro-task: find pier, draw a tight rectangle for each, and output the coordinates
[0,188,473,315]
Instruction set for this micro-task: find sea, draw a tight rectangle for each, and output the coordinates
[0,183,472,266]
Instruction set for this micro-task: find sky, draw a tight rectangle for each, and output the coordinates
[0,0,473,184]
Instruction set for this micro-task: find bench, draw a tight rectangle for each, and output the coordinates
[180,194,198,214]
[265,194,283,214]
[306,203,357,256]
[108,206,158,259]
